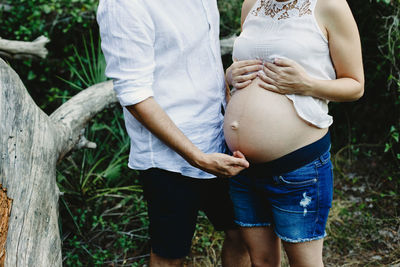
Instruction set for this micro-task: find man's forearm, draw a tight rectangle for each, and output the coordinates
[126,97,204,167]
[126,97,249,178]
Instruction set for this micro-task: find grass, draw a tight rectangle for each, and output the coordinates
[323,146,400,266]
[58,108,150,266]
[58,30,107,92]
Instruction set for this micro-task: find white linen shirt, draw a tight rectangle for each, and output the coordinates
[97,0,227,178]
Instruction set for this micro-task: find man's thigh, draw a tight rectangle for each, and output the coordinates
[200,177,237,231]
[140,168,201,259]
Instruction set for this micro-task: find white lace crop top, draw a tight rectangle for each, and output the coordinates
[232,0,336,128]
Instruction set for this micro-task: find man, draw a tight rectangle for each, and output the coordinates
[97,1,250,266]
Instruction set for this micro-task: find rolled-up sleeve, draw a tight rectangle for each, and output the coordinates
[97,0,155,106]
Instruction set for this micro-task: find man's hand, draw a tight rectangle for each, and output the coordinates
[127,98,249,178]
[193,150,249,178]
[226,59,262,89]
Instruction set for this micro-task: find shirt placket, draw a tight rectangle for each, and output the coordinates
[199,0,225,100]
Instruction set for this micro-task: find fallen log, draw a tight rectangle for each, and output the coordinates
[0,58,116,266]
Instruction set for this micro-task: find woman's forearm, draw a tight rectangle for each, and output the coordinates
[305,76,364,102]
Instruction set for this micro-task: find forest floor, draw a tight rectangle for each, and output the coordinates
[60,145,399,267]
[185,147,400,267]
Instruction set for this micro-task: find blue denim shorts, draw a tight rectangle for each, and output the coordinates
[229,150,333,243]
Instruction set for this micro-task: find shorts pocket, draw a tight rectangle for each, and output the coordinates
[274,162,318,187]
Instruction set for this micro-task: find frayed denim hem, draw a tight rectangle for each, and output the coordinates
[234,220,271,227]
[275,231,327,243]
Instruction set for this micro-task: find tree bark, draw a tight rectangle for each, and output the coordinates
[0,58,116,266]
[0,184,12,266]
[0,36,50,59]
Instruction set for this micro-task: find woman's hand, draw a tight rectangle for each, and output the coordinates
[226,59,262,89]
[257,58,313,95]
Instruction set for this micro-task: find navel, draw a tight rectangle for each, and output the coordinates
[230,121,239,130]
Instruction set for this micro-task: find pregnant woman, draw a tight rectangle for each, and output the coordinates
[224,0,364,266]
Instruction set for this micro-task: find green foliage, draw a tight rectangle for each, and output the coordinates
[378,2,400,165]
[376,0,392,4]
[53,45,147,263]
[0,0,100,113]
[57,110,135,200]
[57,108,150,266]
[218,0,243,37]
[0,0,97,41]
[1,0,399,265]
[60,31,107,91]
[329,0,399,170]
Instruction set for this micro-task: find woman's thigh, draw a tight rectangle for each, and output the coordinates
[240,226,281,267]
[266,151,333,243]
[282,239,324,267]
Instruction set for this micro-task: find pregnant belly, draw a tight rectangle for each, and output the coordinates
[223,78,328,163]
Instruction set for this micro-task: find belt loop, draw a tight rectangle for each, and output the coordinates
[319,154,325,164]
[319,148,330,164]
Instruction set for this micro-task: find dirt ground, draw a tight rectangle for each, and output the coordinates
[187,148,400,267]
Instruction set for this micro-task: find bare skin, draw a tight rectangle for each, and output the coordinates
[283,239,324,267]
[222,229,251,267]
[127,97,249,178]
[149,251,183,267]
[149,229,250,267]
[224,0,365,266]
[240,227,281,267]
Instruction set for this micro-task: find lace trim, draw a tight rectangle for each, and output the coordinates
[252,0,312,20]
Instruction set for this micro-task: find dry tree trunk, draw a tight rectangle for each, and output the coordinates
[0,36,50,60]
[0,58,116,266]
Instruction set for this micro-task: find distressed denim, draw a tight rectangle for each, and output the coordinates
[229,150,333,243]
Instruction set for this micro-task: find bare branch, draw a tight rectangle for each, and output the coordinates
[50,80,117,160]
[0,35,50,59]
[0,4,12,12]
[220,34,237,56]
